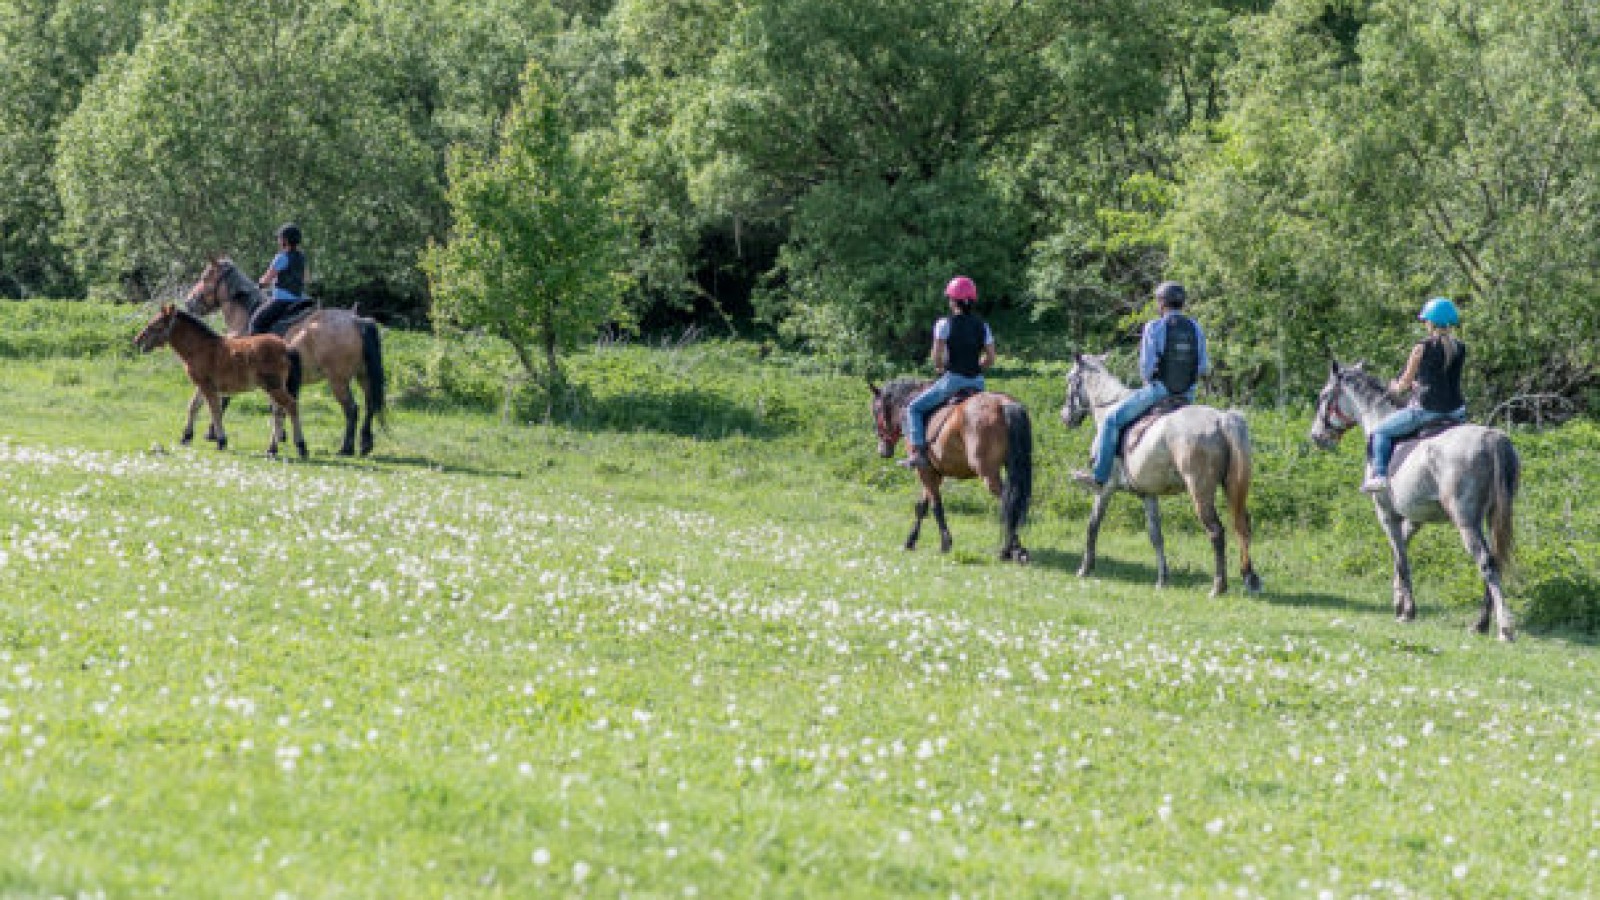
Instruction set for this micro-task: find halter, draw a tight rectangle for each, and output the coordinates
[1318,378,1361,434]
[1065,368,1117,421]
[873,396,902,445]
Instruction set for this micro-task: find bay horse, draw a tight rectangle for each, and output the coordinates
[134,304,307,458]
[1061,354,1260,596]
[869,379,1033,562]
[1311,360,1519,640]
[185,256,386,456]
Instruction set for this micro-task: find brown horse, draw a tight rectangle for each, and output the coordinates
[185,256,385,455]
[869,379,1033,562]
[134,304,307,458]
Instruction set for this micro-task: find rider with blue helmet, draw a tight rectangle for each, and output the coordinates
[1362,297,1468,493]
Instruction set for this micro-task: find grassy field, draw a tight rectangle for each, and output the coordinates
[2,302,1598,897]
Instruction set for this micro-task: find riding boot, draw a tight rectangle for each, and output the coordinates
[1359,468,1389,493]
[1070,469,1105,491]
[899,446,931,470]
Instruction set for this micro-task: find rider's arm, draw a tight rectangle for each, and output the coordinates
[259,253,284,289]
[1390,344,1425,395]
[979,323,996,370]
[930,338,948,373]
[1138,318,1163,384]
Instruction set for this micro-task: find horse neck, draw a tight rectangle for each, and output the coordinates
[1342,379,1398,434]
[165,315,219,361]
[1084,371,1132,429]
[221,275,261,336]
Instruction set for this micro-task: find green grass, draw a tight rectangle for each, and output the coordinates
[2,301,1599,896]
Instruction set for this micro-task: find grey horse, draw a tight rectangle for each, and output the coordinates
[1061,354,1261,596]
[1310,360,1519,640]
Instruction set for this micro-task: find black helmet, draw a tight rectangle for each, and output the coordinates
[275,223,302,247]
[1154,281,1186,307]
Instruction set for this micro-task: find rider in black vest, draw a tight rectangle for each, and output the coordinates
[1072,281,1210,489]
[899,276,997,470]
[1362,297,1469,493]
[250,223,308,336]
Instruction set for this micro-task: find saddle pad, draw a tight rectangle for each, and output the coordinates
[266,301,318,338]
[1381,420,1465,476]
[1118,395,1189,458]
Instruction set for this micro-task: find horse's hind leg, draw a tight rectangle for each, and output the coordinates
[1457,522,1514,641]
[1378,513,1419,622]
[1143,496,1168,588]
[1189,485,1227,597]
[182,389,204,445]
[201,390,227,451]
[357,373,377,456]
[905,496,929,551]
[330,379,358,456]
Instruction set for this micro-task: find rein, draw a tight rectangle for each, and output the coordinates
[1319,380,1361,434]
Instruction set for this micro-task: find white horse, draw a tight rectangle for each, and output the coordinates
[1311,360,1519,640]
[1060,354,1261,596]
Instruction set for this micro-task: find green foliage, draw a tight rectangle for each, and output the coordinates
[421,61,630,394]
[52,0,439,302]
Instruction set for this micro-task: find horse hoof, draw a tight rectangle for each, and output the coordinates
[338,447,355,457]
[180,434,193,446]
[297,441,308,459]
[1498,627,1515,643]
[1244,573,1263,594]
[939,540,952,554]
[1076,567,1092,579]
[903,542,917,552]
[1014,549,1030,565]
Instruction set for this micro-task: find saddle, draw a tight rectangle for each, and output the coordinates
[1374,420,1465,476]
[260,300,318,338]
[1118,395,1189,457]
[926,388,983,443]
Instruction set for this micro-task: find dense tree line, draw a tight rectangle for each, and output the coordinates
[1,0,1594,407]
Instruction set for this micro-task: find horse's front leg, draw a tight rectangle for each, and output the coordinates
[1376,508,1416,621]
[1143,496,1168,588]
[1457,523,1514,642]
[1079,489,1112,578]
[905,495,929,551]
[201,388,228,451]
[331,379,359,457]
[182,388,204,445]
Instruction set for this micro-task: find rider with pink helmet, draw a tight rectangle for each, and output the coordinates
[899,276,997,470]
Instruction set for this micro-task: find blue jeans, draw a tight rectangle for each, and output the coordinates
[905,373,986,448]
[1369,405,1467,476]
[1092,382,1184,484]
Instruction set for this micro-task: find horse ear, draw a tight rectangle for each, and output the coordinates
[866,378,880,397]
[1330,359,1341,376]
[1352,359,1368,372]
[1072,352,1083,365]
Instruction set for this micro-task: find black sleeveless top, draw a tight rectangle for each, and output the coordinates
[944,313,988,378]
[1154,314,1201,395]
[1415,335,1466,413]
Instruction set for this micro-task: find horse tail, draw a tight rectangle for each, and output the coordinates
[1220,410,1254,545]
[287,349,303,400]
[1487,433,1519,574]
[359,319,387,421]
[1000,402,1033,532]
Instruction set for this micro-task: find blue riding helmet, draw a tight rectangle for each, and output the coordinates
[1418,297,1460,327]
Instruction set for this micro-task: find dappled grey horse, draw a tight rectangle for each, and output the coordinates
[1061,354,1261,596]
[1311,361,1519,640]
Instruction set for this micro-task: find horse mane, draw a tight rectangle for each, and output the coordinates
[1338,365,1391,407]
[216,258,264,313]
[879,377,931,413]
[174,309,221,338]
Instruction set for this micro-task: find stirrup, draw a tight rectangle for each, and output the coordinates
[899,450,931,470]
[1360,474,1389,494]
[1070,469,1105,491]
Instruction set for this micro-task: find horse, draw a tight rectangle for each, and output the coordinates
[1060,353,1261,596]
[185,256,386,456]
[1311,360,1519,640]
[133,304,307,458]
[869,379,1033,562]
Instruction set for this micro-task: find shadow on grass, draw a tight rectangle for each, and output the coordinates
[285,452,529,481]
[550,383,789,440]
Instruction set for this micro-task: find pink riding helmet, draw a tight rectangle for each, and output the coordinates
[945,276,978,302]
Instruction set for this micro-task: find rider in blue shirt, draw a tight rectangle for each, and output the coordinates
[1073,281,1209,489]
[250,223,307,335]
[899,276,997,470]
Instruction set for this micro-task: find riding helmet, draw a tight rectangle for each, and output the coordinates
[1154,281,1187,307]
[276,223,303,247]
[1418,296,1460,327]
[945,276,978,303]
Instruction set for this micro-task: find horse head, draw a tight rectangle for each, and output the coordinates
[185,256,261,321]
[133,304,179,352]
[868,379,900,458]
[1310,359,1370,449]
[1061,353,1112,428]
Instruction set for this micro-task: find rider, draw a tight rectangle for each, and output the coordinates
[1072,281,1209,489]
[899,275,997,470]
[1360,297,1468,493]
[249,223,308,335]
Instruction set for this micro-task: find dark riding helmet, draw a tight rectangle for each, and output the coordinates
[1154,281,1187,308]
[275,223,303,247]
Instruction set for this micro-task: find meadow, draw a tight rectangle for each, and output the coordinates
[1,302,1598,897]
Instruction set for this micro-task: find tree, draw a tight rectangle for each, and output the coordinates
[52,0,438,305]
[421,61,629,407]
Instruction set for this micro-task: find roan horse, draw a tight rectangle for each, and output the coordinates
[869,380,1033,562]
[1061,354,1261,596]
[185,256,386,456]
[134,304,307,458]
[1311,360,1519,640]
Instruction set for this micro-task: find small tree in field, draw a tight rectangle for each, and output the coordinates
[423,61,628,409]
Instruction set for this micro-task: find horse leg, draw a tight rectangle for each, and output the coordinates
[1188,486,1227,597]
[202,389,227,451]
[1143,496,1168,588]
[1377,510,1416,622]
[1457,522,1514,641]
[357,373,377,456]
[979,469,1015,562]
[330,379,358,457]
[932,497,952,554]
[1079,490,1111,578]
[205,396,232,442]
[182,389,204,445]
[267,387,308,459]
[905,496,929,551]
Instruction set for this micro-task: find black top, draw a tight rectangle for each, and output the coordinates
[944,312,988,378]
[276,249,306,298]
[1415,334,1466,413]
[1154,314,1201,396]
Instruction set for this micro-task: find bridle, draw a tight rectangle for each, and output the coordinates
[1064,368,1115,423]
[186,260,257,318]
[873,396,902,446]
[1318,378,1360,435]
